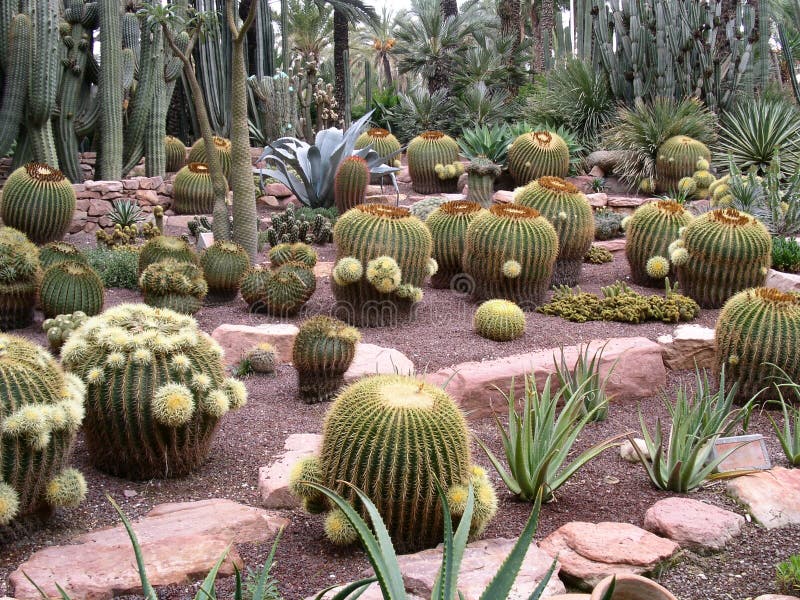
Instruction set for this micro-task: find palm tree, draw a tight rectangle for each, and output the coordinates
[354,6,398,87]
[499,0,522,58]
[441,0,458,17]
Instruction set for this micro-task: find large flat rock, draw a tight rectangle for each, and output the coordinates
[10,499,288,600]
[211,323,299,367]
[540,521,680,590]
[425,337,665,419]
[766,269,800,292]
[726,467,800,529]
[658,324,716,371]
[594,238,626,253]
[344,343,415,383]
[643,497,744,553]
[259,433,322,509]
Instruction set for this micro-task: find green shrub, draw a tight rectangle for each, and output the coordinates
[84,247,140,289]
[773,237,800,273]
[777,554,800,595]
[593,208,624,240]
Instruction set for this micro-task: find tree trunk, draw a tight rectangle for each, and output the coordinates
[540,0,553,71]
[531,1,543,73]
[499,0,522,92]
[333,9,349,118]
[441,0,458,18]
[382,56,393,87]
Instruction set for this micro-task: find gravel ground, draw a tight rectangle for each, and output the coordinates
[1,236,798,600]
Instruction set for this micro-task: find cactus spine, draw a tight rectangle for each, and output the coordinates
[165,135,187,172]
[40,261,105,318]
[0,227,41,331]
[425,201,486,289]
[514,176,594,286]
[508,131,570,185]
[292,316,360,404]
[354,128,401,165]
[463,204,559,307]
[334,156,369,214]
[188,136,232,181]
[200,240,250,302]
[61,303,246,479]
[655,136,711,193]
[0,14,31,160]
[139,259,208,315]
[474,299,526,341]
[172,163,219,215]
[97,0,123,180]
[407,131,461,194]
[138,235,199,275]
[465,158,501,208]
[240,262,316,316]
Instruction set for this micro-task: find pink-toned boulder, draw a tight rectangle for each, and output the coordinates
[396,167,412,184]
[211,323,299,367]
[10,499,287,600]
[492,190,515,204]
[313,261,333,279]
[259,433,322,508]
[643,497,744,553]
[88,198,113,217]
[85,180,124,193]
[726,467,800,529]
[766,268,800,293]
[343,343,415,383]
[657,324,716,371]
[539,521,680,590]
[594,238,626,253]
[265,182,292,197]
[754,596,800,600]
[607,196,653,209]
[424,337,664,419]
[586,193,607,208]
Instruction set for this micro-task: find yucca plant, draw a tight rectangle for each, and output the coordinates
[765,366,800,466]
[477,376,624,502]
[108,200,146,229]
[632,368,755,492]
[553,344,617,422]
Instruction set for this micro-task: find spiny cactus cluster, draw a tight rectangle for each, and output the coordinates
[289,374,497,552]
[138,235,199,275]
[508,131,570,185]
[676,157,716,199]
[42,312,88,353]
[0,227,41,331]
[673,208,772,308]
[61,304,246,479]
[269,242,318,268]
[333,156,369,214]
[139,259,208,315]
[172,162,220,215]
[655,136,711,194]
[96,219,162,249]
[292,316,360,404]
[188,136,232,180]
[39,241,88,270]
[407,131,462,194]
[426,201,487,289]
[245,343,278,374]
[465,157,502,208]
[261,205,335,248]
[584,245,614,264]
[474,299,526,341]
[40,261,105,318]
[165,136,187,172]
[240,262,316,316]
[409,196,450,222]
[200,241,250,303]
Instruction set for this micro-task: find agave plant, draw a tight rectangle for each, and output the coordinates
[457,123,514,165]
[259,111,401,208]
[766,366,800,466]
[108,200,145,229]
[553,344,617,422]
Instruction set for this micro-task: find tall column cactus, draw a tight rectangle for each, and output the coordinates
[0,13,31,160]
[98,0,123,180]
[27,0,62,168]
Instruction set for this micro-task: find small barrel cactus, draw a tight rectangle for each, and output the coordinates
[269,242,318,268]
[674,208,772,308]
[245,343,278,374]
[332,204,433,327]
[507,131,570,185]
[655,136,711,193]
[407,131,461,194]
[0,334,87,525]
[0,163,76,244]
[474,299,526,341]
[172,162,220,215]
[289,374,497,552]
[61,303,247,479]
[354,127,401,164]
[0,227,41,331]
[165,135,187,172]
[40,261,105,318]
[138,235,199,274]
[42,312,88,353]
[187,135,232,179]
[39,241,88,270]
[425,200,487,288]
[139,259,208,315]
[292,316,360,404]
[240,262,316,316]
[200,241,250,303]
[515,176,594,286]
[334,156,369,214]
[715,288,800,401]
[625,200,694,287]
[463,204,558,308]
[465,157,502,208]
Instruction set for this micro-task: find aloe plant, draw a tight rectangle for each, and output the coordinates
[766,366,800,466]
[554,344,617,422]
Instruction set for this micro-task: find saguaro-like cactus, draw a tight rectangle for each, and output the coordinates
[508,131,570,185]
[425,200,487,289]
[97,0,123,180]
[0,13,31,160]
[27,0,62,168]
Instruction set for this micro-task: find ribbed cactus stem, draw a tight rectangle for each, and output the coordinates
[0,227,41,331]
[98,0,123,180]
[655,136,711,193]
[407,131,461,194]
[27,0,62,167]
[425,200,486,289]
[173,163,219,215]
[334,156,369,214]
[508,131,570,185]
[465,158,501,209]
[0,14,31,159]
[40,261,105,318]
[145,26,167,177]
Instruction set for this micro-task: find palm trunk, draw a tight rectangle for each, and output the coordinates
[382,56,393,87]
[500,0,522,91]
[531,1,543,73]
[441,0,458,18]
[333,9,349,119]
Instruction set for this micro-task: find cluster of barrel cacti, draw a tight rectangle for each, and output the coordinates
[262,206,335,247]
[354,128,402,167]
[655,136,711,194]
[139,259,208,315]
[40,260,105,318]
[508,131,570,185]
[0,227,41,331]
[240,260,316,316]
[425,201,487,288]
[138,235,199,274]
[165,136,187,172]
[42,311,88,353]
[200,241,250,302]
[407,131,462,194]
[474,299,526,341]
[676,158,716,200]
[39,241,88,270]
[61,303,246,480]
[188,136,232,180]
[289,374,497,552]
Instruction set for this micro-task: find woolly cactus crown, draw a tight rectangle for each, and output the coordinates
[0,227,39,284]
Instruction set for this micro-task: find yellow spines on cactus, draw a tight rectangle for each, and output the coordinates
[39,241,88,270]
[354,128,401,165]
[0,226,41,331]
[507,131,570,185]
[138,259,208,315]
[200,241,250,302]
[187,136,232,180]
[334,156,369,214]
[425,200,486,289]
[407,131,460,194]
[138,235,199,275]
[165,135,187,172]
[246,343,277,374]
[172,162,221,215]
[474,299,526,341]
[677,177,697,196]
[240,262,316,316]
[269,242,318,268]
[514,176,594,286]
[655,136,711,193]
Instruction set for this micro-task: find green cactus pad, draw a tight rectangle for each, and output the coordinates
[165,136,187,172]
[334,156,369,214]
[407,131,461,194]
[138,235,199,275]
[139,259,208,315]
[474,299,526,341]
[507,131,570,185]
[172,162,219,215]
[655,135,711,193]
[0,227,41,331]
[200,241,250,303]
[40,261,105,318]
[187,136,232,180]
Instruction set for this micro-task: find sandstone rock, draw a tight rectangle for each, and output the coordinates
[588,165,604,178]
[606,195,653,209]
[265,182,292,197]
[258,195,280,208]
[98,216,113,228]
[754,595,800,600]
[85,180,123,193]
[586,193,607,208]
[766,269,800,293]
[492,190,515,204]
[620,438,649,463]
[69,215,86,234]
[540,521,680,590]
[211,323,299,367]
[122,179,140,190]
[726,467,800,529]
[135,189,160,207]
[75,190,103,200]
[457,172,468,193]
[344,343,415,383]
[549,595,591,600]
[657,324,716,371]
[259,433,322,508]
[87,199,113,217]
[83,222,97,233]
[76,198,90,211]
[643,497,744,553]
[594,238,626,253]
[138,176,163,190]
[164,214,211,229]
[441,193,466,201]
[585,150,624,174]
[425,337,664,419]
[10,499,287,600]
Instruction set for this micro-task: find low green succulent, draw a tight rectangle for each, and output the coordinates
[584,246,613,264]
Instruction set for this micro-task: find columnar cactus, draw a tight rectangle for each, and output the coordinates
[172,163,219,215]
[139,259,208,315]
[332,205,433,326]
[474,299,526,341]
[61,304,246,479]
[425,200,487,288]
[240,262,316,316]
[138,235,199,274]
[673,208,772,308]
[289,374,497,552]
[625,200,694,287]
[40,261,105,318]
[200,241,250,302]
[39,241,88,270]
[0,227,41,331]
[465,157,501,208]
[0,334,87,525]
[165,136,187,172]
[515,176,594,286]
[463,204,559,307]
[507,131,570,185]
[188,136,232,180]
[354,127,402,165]
[334,156,369,214]
[407,131,461,194]
[0,163,76,243]
[655,136,711,193]
[292,316,360,404]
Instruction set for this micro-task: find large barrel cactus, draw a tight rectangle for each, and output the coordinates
[354,128,401,164]
[463,204,558,308]
[138,235,199,274]
[0,334,87,526]
[172,163,218,215]
[715,288,800,401]
[289,374,497,552]
[40,261,105,318]
[625,200,694,287]
[673,208,771,308]
[515,176,594,286]
[425,200,487,289]
[655,136,711,193]
[187,135,232,180]
[200,241,250,302]
[0,227,40,331]
[407,131,461,194]
[332,204,433,327]
[334,156,369,214]
[139,259,208,315]
[507,131,570,185]
[165,135,187,172]
[39,241,88,270]
[61,304,247,479]
[0,163,76,244]
[292,316,360,404]
[240,262,316,316]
